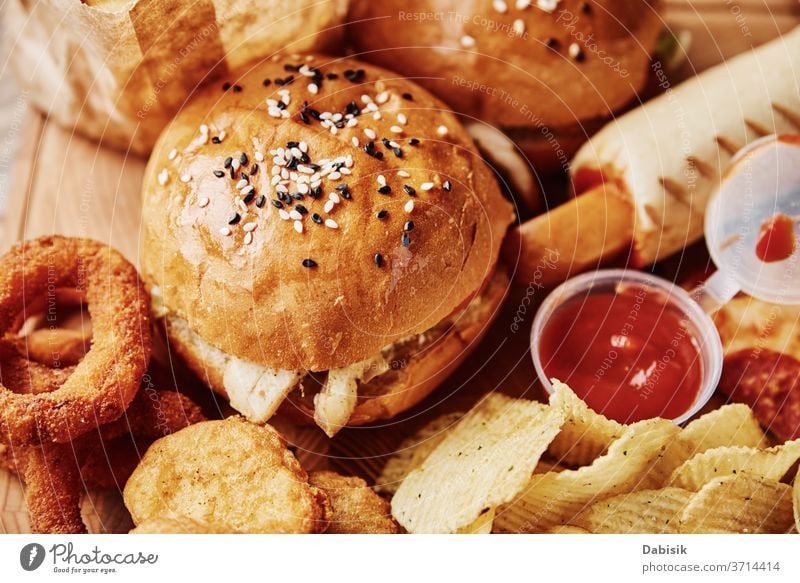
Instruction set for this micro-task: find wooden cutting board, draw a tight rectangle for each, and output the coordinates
[1,2,799,534]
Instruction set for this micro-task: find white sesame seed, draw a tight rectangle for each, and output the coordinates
[390,125,403,134]
[513,19,526,35]
[377,175,387,186]
[180,174,191,183]
[493,0,508,12]
[241,185,255,195]
[218,130,226,141]
[199,124,209,135]
[294,220,303,234]
[351,137,360,147]
[364,128,377,140]
[372,111,381,121]
[298,183,310,194]
[276,183,288,193]
[460,35,476,49]
[437,125,449,136]
[243,222,257,232]
[397,113,408,125]
[404,200,415,213]
[231,159,241,171]
[244,232,253,245]
[366,102,378,112]
[516,0,531,8]
[330,126,338,135]
[299,141,308,153]
[158,169,169,186]
[332,113,343,122]
[420,182,435,191]
[278,209,290,220]
[308,83,319,94]
[289,210,303,221]
[324,219,339,229]
[340,167,352,175]
[389,140,401,149]
[361,94,373,104]
[236,179,248,190]
[255,151,264,162]
[537,0,558,12]
[398,170,411,178]
[324,200,335,213]
[281,109,290,119]
[569,42,582,59]
[236,199,247,213]
[329,192,340,203]
[168,148,177,160]
[219,227,231,236]
[197,197,209,208]
[376,91,389,104]
[346,117,358,128]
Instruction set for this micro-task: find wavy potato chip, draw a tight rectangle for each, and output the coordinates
[547,380,624,467]
[456,509,496,534]
[679,474,794,534]
[493,418,679,533]
[669,439,800,490]
[572,488,692,534]
[375,412,464,495]
[391,394,564,533]
[124,417,330,533]
[545,525,591,534]
[309,471,398,534]
[648,404,768,485]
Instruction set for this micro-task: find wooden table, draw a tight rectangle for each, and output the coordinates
[1,1,798,534]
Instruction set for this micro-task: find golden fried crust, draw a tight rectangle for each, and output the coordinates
[130,516,236,534]
[309,471,398,534]
[23,328,89,368]
[347,0,664,129]
[0,236,151,445]
[123,418,332,533]
[141,54,512,372]
[23,443,87,534]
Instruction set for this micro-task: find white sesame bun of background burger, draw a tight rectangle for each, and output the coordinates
[346,0,665,173]
[141,54,513,432]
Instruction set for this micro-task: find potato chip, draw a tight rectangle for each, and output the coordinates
[679,474,794,533]
[493,418,679,533]
[794,473,800,533]
[648,404,768,485]
[123,417,331,533]
[375,412,464,495]
[545,525,591,534]
[534,457,568,474]
[456,509,495,534]
[309,471,398,534]
[572,488,692,534]
[669,439,800,490]
[547,380,623,467]
[391,394,563,533]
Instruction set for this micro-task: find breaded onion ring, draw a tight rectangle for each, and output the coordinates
[0,236,151,445]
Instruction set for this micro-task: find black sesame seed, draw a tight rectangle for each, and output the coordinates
[326,72,338,80]
[228,212,241,225]
[224,157,233,168]
[343,69,365,83]
[443,180,452,192]
[408,138,420,145]
[402,92,413,101]
[295,204,308,215]
[300,111,310,124]
[580,1,591,14]
[311,213,323,224]
[222,82,231,91]
[262,79,272,86]
[242,191,256,204]
[376,210,388,220]
[272,199,283,209]
[250,164,258,175]
[213,170,225,178]
[284,64,299,72]
[302,258,318,268]
[381,138,392,148]
[240,172,248,182]
[240,153,248,165]
[401,233,411,248]
[340,187,352,200]
[335,184,349,191]
[374,253,384,268]
[286,141,299,148]
[275,78,285,86]
[393,147,403,158]
[546,37,560,49]
[278,192,289,203]
[232,84,242,93]
[573,49,586,63]
[377,185,392,195]
[255,195,266,208]
[310,186,323,199]
[277,100,287,110]
[290,192,304,201]
[404,220,415,232]
[229,167,236,179]
[403,185,416,196]
[211,136,221,144]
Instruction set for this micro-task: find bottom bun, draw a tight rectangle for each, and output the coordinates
[159,268,509,428]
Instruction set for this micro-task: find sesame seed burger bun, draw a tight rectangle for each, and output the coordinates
[142,56,512,381]
[346,0,664,169]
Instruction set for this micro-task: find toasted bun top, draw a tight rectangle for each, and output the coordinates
[142,54,512,372]
[347,0,664,129]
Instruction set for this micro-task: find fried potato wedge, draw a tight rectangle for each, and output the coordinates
[392,395,564,533]
[648,404,768,485]
[493,418,679,533]
[678,474,794,534]
[572,488,692,534]
[669,439,800,490]
[547,380,624,467]
[123,417,330,533]
[375,412,464,496]
[309,471,398,534]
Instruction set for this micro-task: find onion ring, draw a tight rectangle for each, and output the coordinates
[0,236,151,445]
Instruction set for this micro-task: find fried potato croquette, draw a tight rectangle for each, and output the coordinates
[124,417,331,533]
[309,471,398,534]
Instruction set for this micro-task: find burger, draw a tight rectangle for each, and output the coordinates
[346,0,665,174]
[141,55,513,436]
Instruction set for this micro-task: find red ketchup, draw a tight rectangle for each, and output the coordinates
[538,285,703,423]
[755,213,796,263]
